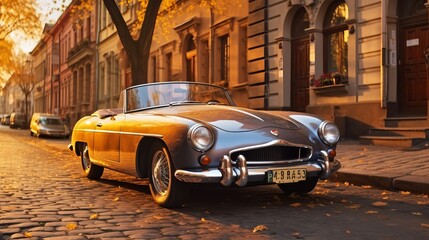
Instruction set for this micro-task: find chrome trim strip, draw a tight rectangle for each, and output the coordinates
[73,128,163,138]
[174,163,323,184]
[229,140,313,165]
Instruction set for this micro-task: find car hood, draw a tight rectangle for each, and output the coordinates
[147,105,300,132]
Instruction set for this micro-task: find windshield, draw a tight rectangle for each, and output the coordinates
[124,82,235,112]
[40,117,63,125]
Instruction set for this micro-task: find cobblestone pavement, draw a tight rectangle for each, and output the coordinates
[334,140,429,194]
[1,129,429,240]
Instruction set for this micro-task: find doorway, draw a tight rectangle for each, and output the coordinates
[291,7,310,112]
[397,0,428,116]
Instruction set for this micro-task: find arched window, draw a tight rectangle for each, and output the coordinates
[324,1,349,77]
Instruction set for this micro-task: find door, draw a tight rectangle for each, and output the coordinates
[291,37,310,112]
[398,13,428,115]
[93,115,125,162]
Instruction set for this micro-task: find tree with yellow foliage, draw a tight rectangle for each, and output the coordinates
[0,0,40,82]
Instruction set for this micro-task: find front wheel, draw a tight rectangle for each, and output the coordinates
[277,177,318,196]
[148,142,188,208]
[81,144,104,180]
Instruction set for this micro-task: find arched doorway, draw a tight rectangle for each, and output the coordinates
[397,0,428,116]
[291,7,310,112]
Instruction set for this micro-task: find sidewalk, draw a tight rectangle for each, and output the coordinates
[333,140,429,195]
[41,137,429,195]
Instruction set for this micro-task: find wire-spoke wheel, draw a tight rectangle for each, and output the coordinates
[81,144,104,180]
[148,142,188,208]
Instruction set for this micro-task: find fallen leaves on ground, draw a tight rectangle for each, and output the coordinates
[366,210,378,214]
[89,213,98,219]
[24,232,32,238]
[372,201,388,207]
[66,223,77,230]
[252,224,268,233]
[289,202,302,207]
[291,232,304,239]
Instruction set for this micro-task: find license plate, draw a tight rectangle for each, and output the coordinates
[267,168,306,183]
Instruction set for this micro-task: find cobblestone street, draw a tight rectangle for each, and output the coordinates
[1,128,429,240]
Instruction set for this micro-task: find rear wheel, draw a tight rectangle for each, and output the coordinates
[277,177,318,196]
[81,144,104,180]
[148,142,188,208]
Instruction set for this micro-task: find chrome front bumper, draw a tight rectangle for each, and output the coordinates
[175,150,341,187]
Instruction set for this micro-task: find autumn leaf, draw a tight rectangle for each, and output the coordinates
[289,202,302,207]
[372,201,388,207]
[291,232,303,239]
[252,224,268,233]
[66,223,77,230]
[346,204,360,209]
[24,232,32,238]
[400,191,411,195]
[201,217,207,223]
[113,197,120,201]
[344,182,350,186]
[89,213,98,219]
[366,210,378,214]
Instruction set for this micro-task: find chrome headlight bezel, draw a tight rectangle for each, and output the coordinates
[318,121,340,145]
[188,124,214,152]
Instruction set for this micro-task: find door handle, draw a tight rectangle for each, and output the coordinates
[96,122,103,127]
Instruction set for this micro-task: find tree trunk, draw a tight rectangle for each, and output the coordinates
[103,0,162,86]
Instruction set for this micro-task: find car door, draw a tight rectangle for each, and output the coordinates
[93,114,126,162]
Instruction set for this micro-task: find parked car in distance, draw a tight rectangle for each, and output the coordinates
[1,114,10,125]
[10,112,27,129]
[68,81,341,208]
[30,113,70,138]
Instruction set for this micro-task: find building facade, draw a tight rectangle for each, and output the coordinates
[30,0,98,128]
[251,0,429,138]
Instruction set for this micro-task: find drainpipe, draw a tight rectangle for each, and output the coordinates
[264,0,269,109]
[95,0,101,110]
[381,0,388,108]
[210,8,214,84]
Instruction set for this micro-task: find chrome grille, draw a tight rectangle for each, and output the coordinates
[230,145,312,165]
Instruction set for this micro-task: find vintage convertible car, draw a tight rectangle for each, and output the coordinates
[68,81,341,207]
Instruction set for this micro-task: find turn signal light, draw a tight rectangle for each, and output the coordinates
[199,154,211,166]
[327,149,337,158]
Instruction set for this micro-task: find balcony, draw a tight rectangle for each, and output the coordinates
[67,39,94,67]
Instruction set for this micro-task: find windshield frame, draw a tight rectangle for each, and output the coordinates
[122,82,236,113]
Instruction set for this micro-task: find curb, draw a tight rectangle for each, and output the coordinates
[331,169,429,195]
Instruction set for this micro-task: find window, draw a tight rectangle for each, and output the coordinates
[324,1,349,77]
[99,64,105,100]
[165,52,172,81]
[152,55,157,82]
[220,34,230,81]
[238,24,248,84]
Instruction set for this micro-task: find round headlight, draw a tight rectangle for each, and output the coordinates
[188,124,214,152]
[318,121,340,145]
